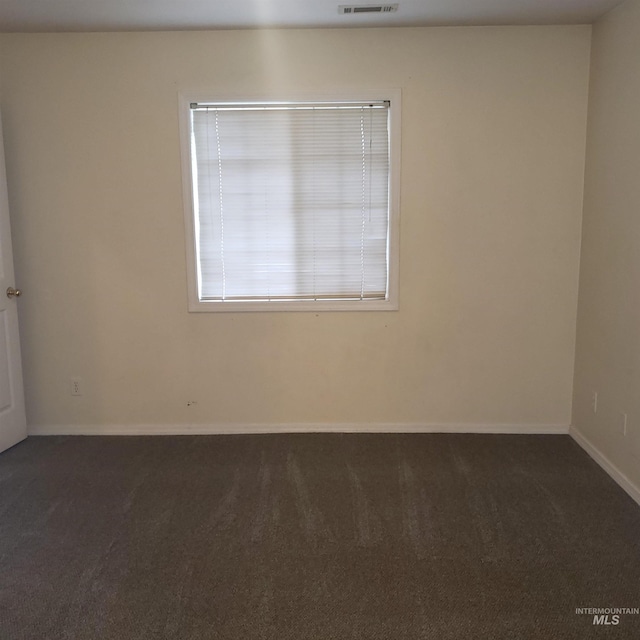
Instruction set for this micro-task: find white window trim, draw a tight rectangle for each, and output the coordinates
[178,90,401,312]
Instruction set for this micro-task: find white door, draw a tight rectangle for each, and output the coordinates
[0,116,26,453]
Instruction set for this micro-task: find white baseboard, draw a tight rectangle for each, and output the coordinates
[28,422,569,436]
[569,425,640,507]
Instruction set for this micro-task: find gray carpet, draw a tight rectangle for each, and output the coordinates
[0,434,639,639]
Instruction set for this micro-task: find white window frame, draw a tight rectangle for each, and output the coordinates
[178,90,401,312]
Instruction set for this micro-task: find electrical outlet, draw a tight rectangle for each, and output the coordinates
[70,378,82,396]
[621,412,628,436]
[592,391,598,414]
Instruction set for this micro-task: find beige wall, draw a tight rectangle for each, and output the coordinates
[573,0,640,488]
[0,26,590,431]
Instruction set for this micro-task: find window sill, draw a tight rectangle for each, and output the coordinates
[187,298,398,313]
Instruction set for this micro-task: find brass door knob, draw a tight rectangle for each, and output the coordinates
[6,287,22,299]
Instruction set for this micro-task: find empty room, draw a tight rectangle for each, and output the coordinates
[0,0,639,638]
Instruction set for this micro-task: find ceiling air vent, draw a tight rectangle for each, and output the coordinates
[339,4,399,15]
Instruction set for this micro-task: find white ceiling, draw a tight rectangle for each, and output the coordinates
[0,0,624,33]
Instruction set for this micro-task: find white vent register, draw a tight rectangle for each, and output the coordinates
[339,4,399,14]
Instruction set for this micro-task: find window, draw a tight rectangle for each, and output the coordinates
[179,92,400,311]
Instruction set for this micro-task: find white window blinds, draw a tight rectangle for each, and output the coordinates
[189,101,391,303]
